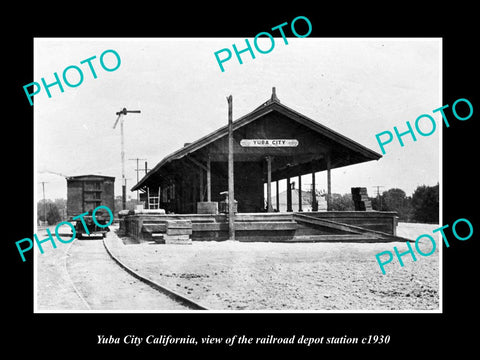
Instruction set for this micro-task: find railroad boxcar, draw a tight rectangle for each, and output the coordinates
[66,174,115,238]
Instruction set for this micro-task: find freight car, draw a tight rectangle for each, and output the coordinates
[66,174,115,239]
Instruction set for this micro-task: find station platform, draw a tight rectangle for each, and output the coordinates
[121,211,411,243]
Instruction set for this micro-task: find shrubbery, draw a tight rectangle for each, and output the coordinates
[330,183,439,223]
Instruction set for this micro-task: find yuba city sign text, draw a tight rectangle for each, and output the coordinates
[240,139,299,147]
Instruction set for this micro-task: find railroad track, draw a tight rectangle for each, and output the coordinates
[64,234,208,311]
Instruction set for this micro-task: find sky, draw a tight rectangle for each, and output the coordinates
[34,37,441,203]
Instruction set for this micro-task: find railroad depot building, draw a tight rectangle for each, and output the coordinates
[126,88,403,243]
[132,88,381,213]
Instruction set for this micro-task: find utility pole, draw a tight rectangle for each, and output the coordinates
[113,107,141,210]
[129,157,146,201]
[39,181,48,225]
[227,95,235,241]
[373,185,385,210]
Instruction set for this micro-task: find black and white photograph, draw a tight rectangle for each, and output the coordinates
[33,37,441,312]
[6,7,478,356]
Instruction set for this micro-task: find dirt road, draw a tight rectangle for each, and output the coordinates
[110,222,440,311]
[36,222,440,311]
[36,230,191,311]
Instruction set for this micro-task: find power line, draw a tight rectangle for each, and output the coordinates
[129,157,146,201]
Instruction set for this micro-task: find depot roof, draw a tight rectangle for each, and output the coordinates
[132,89,381,191]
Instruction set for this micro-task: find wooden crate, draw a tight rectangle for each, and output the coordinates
[197,202,219,214]
[164,234,192,245]
[164,220,192,244]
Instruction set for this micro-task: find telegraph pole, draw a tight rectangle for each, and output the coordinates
[374,185,385,210]
[39,181,48,225]
[129,157,146,201]
[113,107,141,210]
[227,95,235,241]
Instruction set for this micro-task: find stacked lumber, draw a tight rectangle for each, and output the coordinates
[351,187,372,211]
[163,220,192,245]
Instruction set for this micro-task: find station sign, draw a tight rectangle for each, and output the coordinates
[240,139,299,147]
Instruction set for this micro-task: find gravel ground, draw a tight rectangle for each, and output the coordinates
[35,229,90,311]
[107,222,440,311]
[66,239,189,310]
[35,225,193,311]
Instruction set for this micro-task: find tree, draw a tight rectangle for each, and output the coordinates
[330,193,354,211]
[46,204,61,225]
[411,183,439,223]
[370,188,413,221]
[37,199,66,223]
[383,188,413,221]
[53,198,66,215]
[382,188,406,210]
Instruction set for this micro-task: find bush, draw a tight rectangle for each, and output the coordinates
[330,193,354,211]
[46,204,62,225]
[411,184,439,223]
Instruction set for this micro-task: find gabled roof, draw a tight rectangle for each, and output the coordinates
[132,89,381,191]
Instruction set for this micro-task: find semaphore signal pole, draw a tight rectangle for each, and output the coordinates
[113,107,141,210]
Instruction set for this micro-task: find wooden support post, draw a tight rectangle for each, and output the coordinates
[227,95,235,240]
[266,156,273,212]
[180,178,184,213]
[199,169,204,202]
[206,156,211,202]
[286,177,292,212]
[326,153,332,211]
[147,187,150,209]
[158,186,161,209]
[298,175,303,212]
[276,180,280,212]
[312,170,317,211]
[192,173,197,213]
[121,119,126,210]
